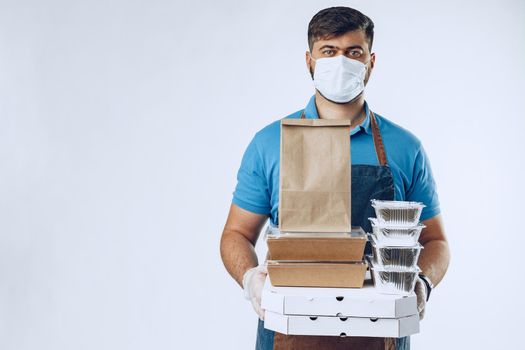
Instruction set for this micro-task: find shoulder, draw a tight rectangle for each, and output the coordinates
[374,112,422,151]
[252,109,303,146]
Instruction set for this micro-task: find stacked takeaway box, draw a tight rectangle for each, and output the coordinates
[267,116,368,288]
[261,119,421,337]
[261,201,425,338]
[266,225,368,288]
[368,200,425,296]
[262,276,420,338]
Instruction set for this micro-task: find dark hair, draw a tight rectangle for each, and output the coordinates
[308,7,374,52]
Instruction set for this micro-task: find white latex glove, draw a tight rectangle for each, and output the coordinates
[242,265,268,320]
[414,276,427,320]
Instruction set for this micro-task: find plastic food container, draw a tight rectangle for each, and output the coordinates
[371,200,425,227]
[369,235,423,269]
[265,224,364,238]
[370,263,421,295]
[369,218,425,246]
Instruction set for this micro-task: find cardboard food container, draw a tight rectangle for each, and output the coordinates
[261,277,420,338]
[267,261,367,288]
[264,311,419,338]
[261,276,417,318]
[266,226,367,262]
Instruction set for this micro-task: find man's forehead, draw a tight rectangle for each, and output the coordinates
[313,30,369,50]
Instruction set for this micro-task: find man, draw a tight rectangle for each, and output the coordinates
[220,6,450,350]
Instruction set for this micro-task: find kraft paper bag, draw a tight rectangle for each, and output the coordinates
[278,118,351,232]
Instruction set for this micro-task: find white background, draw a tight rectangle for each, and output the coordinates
[1,0,524,349]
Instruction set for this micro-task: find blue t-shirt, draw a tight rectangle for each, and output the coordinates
[232,95,440,226]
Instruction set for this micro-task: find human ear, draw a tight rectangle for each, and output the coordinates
[306,51,315,79]
[369,52,376,70]
[305,51,312,69]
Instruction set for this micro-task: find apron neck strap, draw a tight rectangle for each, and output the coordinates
[369,111,388,166]
[299,110,388,166]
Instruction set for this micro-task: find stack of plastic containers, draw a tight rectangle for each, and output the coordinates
[368,200,426,295]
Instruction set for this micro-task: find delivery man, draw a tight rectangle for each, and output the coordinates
[220,6,450,350]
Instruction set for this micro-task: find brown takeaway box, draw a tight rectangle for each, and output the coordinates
[267,261,368,288]
[266,226,367,262]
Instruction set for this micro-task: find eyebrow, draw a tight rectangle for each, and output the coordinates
[318,45,364,51]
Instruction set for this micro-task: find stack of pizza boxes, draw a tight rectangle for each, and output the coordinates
[260,118,421,338]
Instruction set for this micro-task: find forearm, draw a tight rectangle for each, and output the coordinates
[418,239,450,287]
[220,229,259,288]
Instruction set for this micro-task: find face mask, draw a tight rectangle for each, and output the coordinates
[311,55,368,104]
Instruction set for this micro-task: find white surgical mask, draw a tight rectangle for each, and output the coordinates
[311,55,368,103]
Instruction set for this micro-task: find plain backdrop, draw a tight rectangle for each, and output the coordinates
[1,0,524,349]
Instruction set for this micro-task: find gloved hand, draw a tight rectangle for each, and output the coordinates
[242,264,268,320]
[414,276,427,320]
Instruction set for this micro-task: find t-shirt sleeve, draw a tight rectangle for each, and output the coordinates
[406,145,441,221]
[231,135,272,215]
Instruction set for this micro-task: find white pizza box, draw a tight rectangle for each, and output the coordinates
[264,311,419,338]
[261,274,417,318]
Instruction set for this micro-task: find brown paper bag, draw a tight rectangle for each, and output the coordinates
[279,118,351,232]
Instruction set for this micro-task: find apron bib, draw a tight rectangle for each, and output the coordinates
[256,110,409,350]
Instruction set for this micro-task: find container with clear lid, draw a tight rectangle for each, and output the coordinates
[265,225,367,262]
[369,218,425,246]
[371,200,425,227]
[370,263,421,295]
[369,235,423,269]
